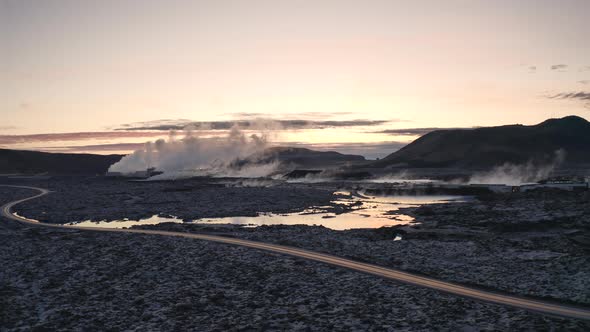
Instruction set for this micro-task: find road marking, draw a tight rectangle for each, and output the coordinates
[1,184,589,320]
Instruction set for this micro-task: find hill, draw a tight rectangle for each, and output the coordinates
[230,147,366,169]
[0,149,123,175]
[371,116,590,168]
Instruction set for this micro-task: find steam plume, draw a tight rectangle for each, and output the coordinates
[108,126,277,178]
[468,150,566,185]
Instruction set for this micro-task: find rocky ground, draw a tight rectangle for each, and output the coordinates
[4,176,335,223]
[137,189,590,306]
[1,181,590,330]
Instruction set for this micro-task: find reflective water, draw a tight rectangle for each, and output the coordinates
[68,215,183,229]
[69,194,469,230]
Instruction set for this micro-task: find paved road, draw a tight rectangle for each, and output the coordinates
[2,184,590,321]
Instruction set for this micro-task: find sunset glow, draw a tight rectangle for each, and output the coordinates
[2,0,589,157]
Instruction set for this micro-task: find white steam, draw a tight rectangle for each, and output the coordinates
[468,150,566,185]
[368,171,438,184]
[283,172,333,183]
[108,126,279,178]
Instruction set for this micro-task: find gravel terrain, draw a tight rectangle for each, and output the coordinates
[1,181,589,330]
[138,189,590,306]
[5,177,335,223]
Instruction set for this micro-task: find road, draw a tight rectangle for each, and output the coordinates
[2,184,590,321]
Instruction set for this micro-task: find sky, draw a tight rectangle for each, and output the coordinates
[1,0,589,158]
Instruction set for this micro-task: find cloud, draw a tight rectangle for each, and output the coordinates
[547,91,590,109]
[551,64,568,71]
[38,143,146,153]
[0,131,165,145]
[1,118,404,158]
[0,126,19,131]
[547,91,590,101]
[375,127,472,136]
[117,119,392,131]
[225,111,363,119]
[579,66,590,72]
[116,119,192,129]
[30,140,407,160]
[528,66,536,72]
[579,80,589,85]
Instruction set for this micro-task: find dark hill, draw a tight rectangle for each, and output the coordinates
[231,147,366,169]
[0,149,123,175]
[371,116,590,168]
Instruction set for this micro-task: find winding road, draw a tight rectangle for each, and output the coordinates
[2,184,590,321]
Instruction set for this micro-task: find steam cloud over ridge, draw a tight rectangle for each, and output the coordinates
[468,150,566,186]
[108,126,275,178]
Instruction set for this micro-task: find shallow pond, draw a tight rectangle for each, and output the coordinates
[68,194,470,230]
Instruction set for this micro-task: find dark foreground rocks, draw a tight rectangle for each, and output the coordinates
[0,221,586,330]
[6,176,335,223]
[2,183,590,330]
[136,189,590,307]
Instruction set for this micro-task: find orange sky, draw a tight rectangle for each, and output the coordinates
[1,0,589,157]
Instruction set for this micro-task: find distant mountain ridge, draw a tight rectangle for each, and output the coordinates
[3,116,588,175]
[371,116,590,169]
[0,147,366,176]
[231,147,366,169]
[0,149,123,175]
